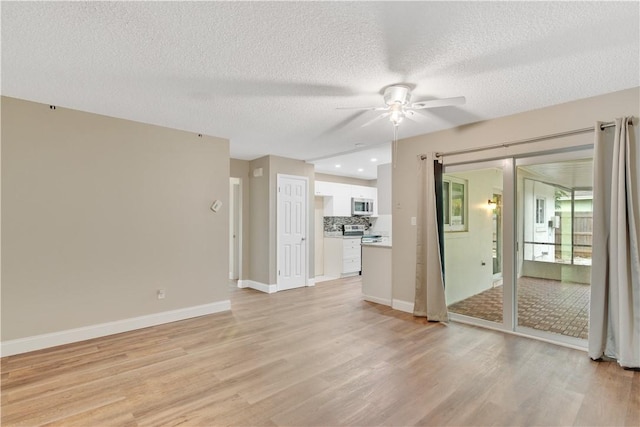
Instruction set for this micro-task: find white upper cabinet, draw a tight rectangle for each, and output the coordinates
[351,184,376,198]
[314,180,331,196]
[322,182,351,216]
[316,181,378,217]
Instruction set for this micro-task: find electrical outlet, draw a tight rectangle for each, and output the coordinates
[411,216,417,226]
[157,289,166,300]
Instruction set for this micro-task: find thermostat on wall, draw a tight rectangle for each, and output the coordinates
[210,200,223,212]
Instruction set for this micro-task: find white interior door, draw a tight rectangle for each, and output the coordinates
[277,174,308,291]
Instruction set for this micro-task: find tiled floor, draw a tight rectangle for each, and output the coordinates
[447,276,590,340]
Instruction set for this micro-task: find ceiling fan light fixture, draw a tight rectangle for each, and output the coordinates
[383,85,411,106]
[336,85,465,136]
[389,102,405,126]
[390,109,404,126]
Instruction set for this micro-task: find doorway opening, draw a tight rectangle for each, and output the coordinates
[516,156,592,342]
[229,177,241,281]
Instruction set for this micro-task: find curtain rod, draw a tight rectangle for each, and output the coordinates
[420,120,629,160]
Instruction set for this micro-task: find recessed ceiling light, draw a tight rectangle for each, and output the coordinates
[371,158,378,162]
[357,168,364,172]
[335,164,341,168]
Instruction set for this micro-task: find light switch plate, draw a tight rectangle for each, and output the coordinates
[211,200,223,212]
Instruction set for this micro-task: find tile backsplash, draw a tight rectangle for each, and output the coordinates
[324,216,371,232]
[370,214,391,238]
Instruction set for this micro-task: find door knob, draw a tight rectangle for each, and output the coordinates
[301,237,306,241]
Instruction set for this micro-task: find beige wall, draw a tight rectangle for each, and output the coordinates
[246,155,315,285]
[230,159,251,280]
[393,87,640,304]
[376,163,392,215]
[315,173,375,187]
[248,156,271,284]
[1,96,230,340]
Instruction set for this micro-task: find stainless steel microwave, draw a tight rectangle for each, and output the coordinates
[352,198,374,216]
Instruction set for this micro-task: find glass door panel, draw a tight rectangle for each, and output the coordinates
[492,193,503,280]
[516,155,593,343]
[444,163,504,325]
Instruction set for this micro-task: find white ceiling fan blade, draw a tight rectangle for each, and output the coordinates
[336,106,388,111]
[336,106,377,111]
[410,96,466,110]
[405,110,428,122]
[361,112,391,127]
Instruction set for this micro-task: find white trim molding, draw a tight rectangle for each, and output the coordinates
[363,295,392,306]
[307,278,316,287]
[392,299,415,314]
[1,300,231,357]
[242,280,278,294]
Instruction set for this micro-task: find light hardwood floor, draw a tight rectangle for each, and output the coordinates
[2,277,638,426]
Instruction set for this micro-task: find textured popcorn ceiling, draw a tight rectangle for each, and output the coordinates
[2,2,638,179]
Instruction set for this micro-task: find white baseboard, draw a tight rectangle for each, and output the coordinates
[341,272,360,278]
[392,299,415,314]
[363,295,392,307]
[1,300,231,357]
[314,275,339,283]
[307,278,316,287]
[237,279,248,288]
[242,280,277,294]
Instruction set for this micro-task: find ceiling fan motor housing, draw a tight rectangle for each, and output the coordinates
[384,85,411,106]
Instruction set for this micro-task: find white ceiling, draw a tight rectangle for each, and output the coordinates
[521,159,594,189]
[2,2,638,180]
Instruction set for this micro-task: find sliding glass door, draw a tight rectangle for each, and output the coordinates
[515,151,593,345]
[444,149,592,347]
[444,160,507,326]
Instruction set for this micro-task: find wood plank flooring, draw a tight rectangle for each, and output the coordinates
[2,276,638,426]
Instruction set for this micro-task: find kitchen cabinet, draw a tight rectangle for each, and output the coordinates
[322,183,352,216]
[351,185,376,200]
[316,181,378,217]
[314,180,331,196]
[324,236,361,277]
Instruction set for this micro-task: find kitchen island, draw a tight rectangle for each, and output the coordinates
[361,239,392,306]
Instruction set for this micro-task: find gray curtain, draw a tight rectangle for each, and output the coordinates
[414,153,449,322]
[589,117,640,369]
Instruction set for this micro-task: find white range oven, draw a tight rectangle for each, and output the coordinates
[342,224,365,275]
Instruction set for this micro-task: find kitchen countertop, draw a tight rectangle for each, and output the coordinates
[323,232,391,247]
[324,231,343,237]
[362,238,392,248]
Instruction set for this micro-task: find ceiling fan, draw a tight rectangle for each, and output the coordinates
[338,85,466,129]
